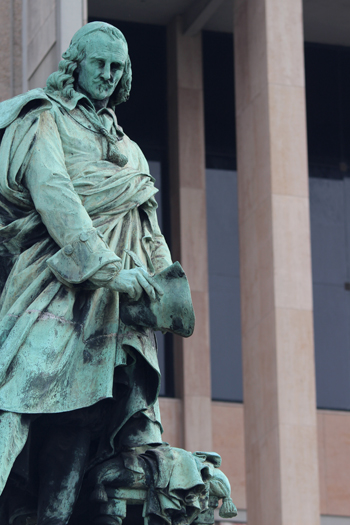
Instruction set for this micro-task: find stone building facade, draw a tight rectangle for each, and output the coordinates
[0,1,350,524]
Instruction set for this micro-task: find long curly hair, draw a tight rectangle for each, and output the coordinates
[46,23,132,107]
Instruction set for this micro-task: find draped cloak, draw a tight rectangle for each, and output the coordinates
[0,88,172,492]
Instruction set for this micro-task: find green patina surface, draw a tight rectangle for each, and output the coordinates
[0,23,174,494]
[0,22,235,525]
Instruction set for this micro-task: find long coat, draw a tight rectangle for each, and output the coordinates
[0,88,172,492]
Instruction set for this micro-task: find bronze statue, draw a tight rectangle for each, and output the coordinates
[0,22,234,525]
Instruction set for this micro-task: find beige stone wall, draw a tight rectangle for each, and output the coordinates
[0,0,23,101]
[212,402,246,510]
[26,0,87,90]
[12,0,23,96]
[57,0,88,60]
[318,410,350,516]
[0,1,12,102]
[1,1,350,521]
[0,0,87,99]
[26,0,57,89]
[159,397,183,448]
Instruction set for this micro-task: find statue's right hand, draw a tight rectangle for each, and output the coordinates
[107,268,163,301]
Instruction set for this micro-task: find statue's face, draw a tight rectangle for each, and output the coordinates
[77,32,128,102]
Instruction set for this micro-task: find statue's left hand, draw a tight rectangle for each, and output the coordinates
[107,268,163,301]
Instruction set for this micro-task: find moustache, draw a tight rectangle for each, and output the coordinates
[95,80,115,89]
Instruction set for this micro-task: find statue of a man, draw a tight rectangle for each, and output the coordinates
[0,22,174,525]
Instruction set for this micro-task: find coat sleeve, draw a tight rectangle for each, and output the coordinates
[23,110,121,285]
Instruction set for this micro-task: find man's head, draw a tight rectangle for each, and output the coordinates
[76,31,128,105]
[46,22,132,107]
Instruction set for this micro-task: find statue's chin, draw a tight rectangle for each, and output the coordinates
[94,85,114,100]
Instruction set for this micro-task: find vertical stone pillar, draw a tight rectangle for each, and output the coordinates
[12,0,23,96]
[0,1,12,102]
[56,0,87,62]
[233,1,320,524]
[167,17,212,452]
[0,0,22,102]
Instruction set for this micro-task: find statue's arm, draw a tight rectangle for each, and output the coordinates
[23,110,121,286]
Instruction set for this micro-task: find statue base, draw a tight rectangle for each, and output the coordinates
[69,445,237,525]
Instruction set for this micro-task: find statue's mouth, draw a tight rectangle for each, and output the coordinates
[95,82,114,94]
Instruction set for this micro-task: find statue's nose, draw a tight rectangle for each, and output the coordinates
[101,65,111,80]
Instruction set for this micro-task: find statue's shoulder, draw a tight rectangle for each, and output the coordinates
[0,88,52,130]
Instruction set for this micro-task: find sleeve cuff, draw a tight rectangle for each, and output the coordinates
[46,229,122,285]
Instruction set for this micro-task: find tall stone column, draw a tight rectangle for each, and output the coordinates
[233,1,320,524]
[0,1,12,102]
[0,0,22,102]
[167,17,212,452]
[57,0,87,62]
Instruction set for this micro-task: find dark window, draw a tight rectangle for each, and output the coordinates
[203,31,242,402]
[88,18,174,397]
[309,177,350,410]
[305,42,350,410]
[206,169,242,402]
[305,43,350,179]
[202,31,236,171]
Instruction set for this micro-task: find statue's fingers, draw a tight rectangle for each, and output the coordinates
[140,270,163,296]
[133,287,143,301]
[108,279,120,292]
[136,274,156,300]
[127,285,137,299]
[133,280,144,301]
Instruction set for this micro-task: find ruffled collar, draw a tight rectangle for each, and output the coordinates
[45,89,124,138]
